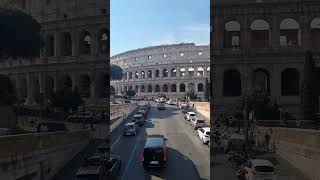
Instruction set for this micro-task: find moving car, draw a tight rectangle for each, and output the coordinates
[167,100,175,105]
[142,134,167,168]
[123,122,139,136]
[190,118,206,130]
[132,113,145,126]
[197,127,210,144]
[186,112,197,121]
[239,159,277,180]
[75,165,106,180]
[157,103,165,110]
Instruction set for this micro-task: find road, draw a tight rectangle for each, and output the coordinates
[211,134,311,180]
[111,101,210,180]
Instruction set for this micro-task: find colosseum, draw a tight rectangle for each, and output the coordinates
[0,0,108,105]
[212,0,320,118]
[111,43,210,100]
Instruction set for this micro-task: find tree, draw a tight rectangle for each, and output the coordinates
[0,74,17,106]
[125,90,136,98]
[110,64,123,80]
[50,87,83,112]
[204,78,209,101]
[184,90,197,100]
[0,8,42,59]
[157,93,167,98]
[301,51,318,123]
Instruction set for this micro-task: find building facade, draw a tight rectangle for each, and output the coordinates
[0,0,108,105]
[111,43,210,99]
[212,0,320,117]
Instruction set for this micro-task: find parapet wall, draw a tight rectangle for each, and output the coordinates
[0,130,90,180]
[257,127,320,180]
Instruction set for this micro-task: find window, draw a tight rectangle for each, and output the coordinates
[199,51,202,55]
[180,52,184,56]
[148,55,152,59]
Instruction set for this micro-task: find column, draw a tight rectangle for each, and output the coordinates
[72,30,79,56]
[90,72,96,98]
[301,16,311,50]
[54,33,61,57]
[271,16,280,48]
[90,30,98,56]
[54,72,58,93]
[26,73,34,105]
[72,72,78,91]
[39,72,45,94]
[241,17,249,48]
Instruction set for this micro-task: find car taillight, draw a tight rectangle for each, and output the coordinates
[164,152,167,161]
[141,154,144,161]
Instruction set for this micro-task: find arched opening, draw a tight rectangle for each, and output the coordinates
[95,73,107,98]
[129,85,132,91]
[188,67,195,77]
[20,78,27,99]
[180,68,186,77]
[32,76,40,104]
[253,69,270,93]
[171,84,176,92]
[155,70,160,78]
[99,29,108,54]
[180,83,186,92]
[223,69,241,97]
[46,34,55,57]
[163,69,168,77]
[124,72,127,80]
[250,19,270,48]
[59,75,72,90]
[280,18,300,47]
[61,32,72,56]
[135,85,139,92]
[188,83,195,92]
[155,84,160,92]
[198,83,204,92]
[224,21,241,48]
[311,18,320,48]
[197,67,204,76]
[141,71,145,79]
[281,68,300,96]
[135,71,139,79]
[80,30,91,54]
[79,74,91,98]
[147,70,152,78]
[171,68,177,77]
[163,84,168,92]
[129,72,132,79]
[141,85,145,92]
[46,76,54,99]
[148,85,152,92]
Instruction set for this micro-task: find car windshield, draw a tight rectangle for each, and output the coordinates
[190,114,196,116]
[197,120,205,123]
[125,125,134,129]
[76,174,99,180]
[255,166,275,173]
[205,132,210,135]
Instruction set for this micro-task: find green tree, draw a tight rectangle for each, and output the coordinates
[125,90,136,97]
[301,51,318,122]
[185,90,197,100]
[110,64,123,80]
[204,78,209,101]
[0,74,17,106]
[50,87,83,112]
[0,8,42,59]
[157,93,167,98]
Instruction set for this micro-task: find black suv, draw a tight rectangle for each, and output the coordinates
[142,135,167,168]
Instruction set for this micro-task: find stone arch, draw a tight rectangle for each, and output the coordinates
[80,30,91,54]
[280,18,300,47]
[198,83,204,92]
[141,71,145,79]
[180,83,186,92]
[61,32,72,56]
[171,68,177,77]
[155,70,160,78]
[188,83,195,92]
[46,76,55,99]
[98,28,108,54]
[163,68,168,77]
[171,84,176,92]
[129,85,132,91]
[135,71,139,79]
[310,18,320,48]
[281,68,300,96]
[148,84,152,92]
[250,19,270,48]
[129,72,133,79]
[188,67,195,77]
[224,21,241,48]
[124,72,127,80]
[135,85,139,92]
[223,69,241,97]
[155,84,160,92]
[46,34,55,57]
[79,74,91,98]
[58,74,72,90]
[95,73,107,98]
[253,68,270,93]
[197,67,204,76]
[147,70,152,78]
[163,84,168,92]
[180,68,186,77]
[141,85,145,92]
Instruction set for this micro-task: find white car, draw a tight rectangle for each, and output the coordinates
[241,159,277,180]
[197,127,210,144]
[186,112,197,121]
[191,119,206,129]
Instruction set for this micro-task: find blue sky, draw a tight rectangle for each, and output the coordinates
[110,0,210,56]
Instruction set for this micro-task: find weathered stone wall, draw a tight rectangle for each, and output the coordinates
[0,130,90,180]
[257,127,320,180]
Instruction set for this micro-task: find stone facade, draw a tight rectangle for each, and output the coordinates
[0,0,108,105]
[212,0,320,117]
[111,43,210,99]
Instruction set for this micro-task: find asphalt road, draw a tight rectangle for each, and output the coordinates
[111,101,210,180]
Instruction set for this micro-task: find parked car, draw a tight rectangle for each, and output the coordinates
[239,159,277,180]
[142,135,167,168]
[190,118,206,130]
[186,112,197,121]
[197,127,210,144]
[123,122,139,136]
[157,103,165,110]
